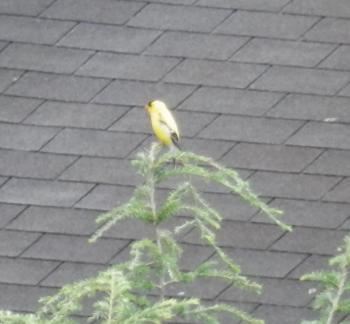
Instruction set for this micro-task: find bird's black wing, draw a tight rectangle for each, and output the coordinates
[171,131,180,149]
[159,119,181,149]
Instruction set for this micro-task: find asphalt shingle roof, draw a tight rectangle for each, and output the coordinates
[0,0,350,322]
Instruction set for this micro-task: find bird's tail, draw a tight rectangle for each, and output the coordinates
[171,140,181,151]
[169,143,180,154]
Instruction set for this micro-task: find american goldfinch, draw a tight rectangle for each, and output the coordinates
[145,100,180,150]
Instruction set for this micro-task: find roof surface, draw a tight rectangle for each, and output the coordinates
[0,0,350,323]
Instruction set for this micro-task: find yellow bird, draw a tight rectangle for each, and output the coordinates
[145,100,180,150]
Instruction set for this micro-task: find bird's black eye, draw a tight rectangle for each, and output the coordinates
[148,101,153,107]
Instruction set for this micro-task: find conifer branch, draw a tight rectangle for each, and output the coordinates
[301,236,350,324]
[0,142,279,324]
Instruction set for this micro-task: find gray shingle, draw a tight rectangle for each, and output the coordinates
[6,72,109,102]
[0,177,7,187]
[201,192,259,221]
[145,31,248,60]
[0,95,42,123]
[285,0,350,18]
[108,245,132,264]
[0,43,93,74]
[159,169,248,194]
[339,83,350,96]
[106,107,156,134]
[0,0,53,15]
[184,220,283,249]
[41,262,106,287]
[0,284,55,312]
[0,230,40,257]
[110,107,215,137]
[253,305,316,324]
[222,143,321,172]
[0,150,76,179]
[0,123,59,151]
[178,87,283,116]
[165,277,230,300]
[220,278,313,307]
[59,23,161,54]
[165,59,267,88]
[305,18,350,44]
[180,138,233,160]
[341,217,350,230]
[75,185,134,211]
[249,171,340,200]
[324,178,350,203]
[23,234,128,263]
[251,66,350,95]
[320,45,350,70]
[42,128,145,158]
[306,150,350,176]
[25,101,128,129]
[215,302,258,324]
[77,52,179,81]
[267,94,350,123]
[0,178,94,207]
[215,11,318,39]
[211,248,306,278]
[0,15,74,44]
[233,39,334,67]
[7,206,99,235]
[42,0,145,25]
[254,199,350,228]
[287,122,350,150]
[0,42,7,51]
[0,204,25,228]
[128,3,230,32]
[136,0,195,3]
[288,255,330,279]
[103,217,165,240]
[180,244,214,271]
[0,69,22,93]
[0,257,59,285]
[199,115,302,144]
[94,80,195,107]
[271,227,346,255]
[59,157,141,185]
[197,0,289,11]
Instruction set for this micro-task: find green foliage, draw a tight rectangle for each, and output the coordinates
[301,236,350,324]
[0,312,43,324]
[0,143,291,323]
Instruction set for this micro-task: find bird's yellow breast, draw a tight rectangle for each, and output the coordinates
[150,113,173,146]
[146,100,180,147]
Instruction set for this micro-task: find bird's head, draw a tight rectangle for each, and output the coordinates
[145,100,167,114]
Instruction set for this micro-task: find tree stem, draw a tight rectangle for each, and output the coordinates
[326,265,348,324]
[148,147,166,301]
[148,147,157,223]
[150,184,156,221]
[156,226,166,301]
[107,271,115,324]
